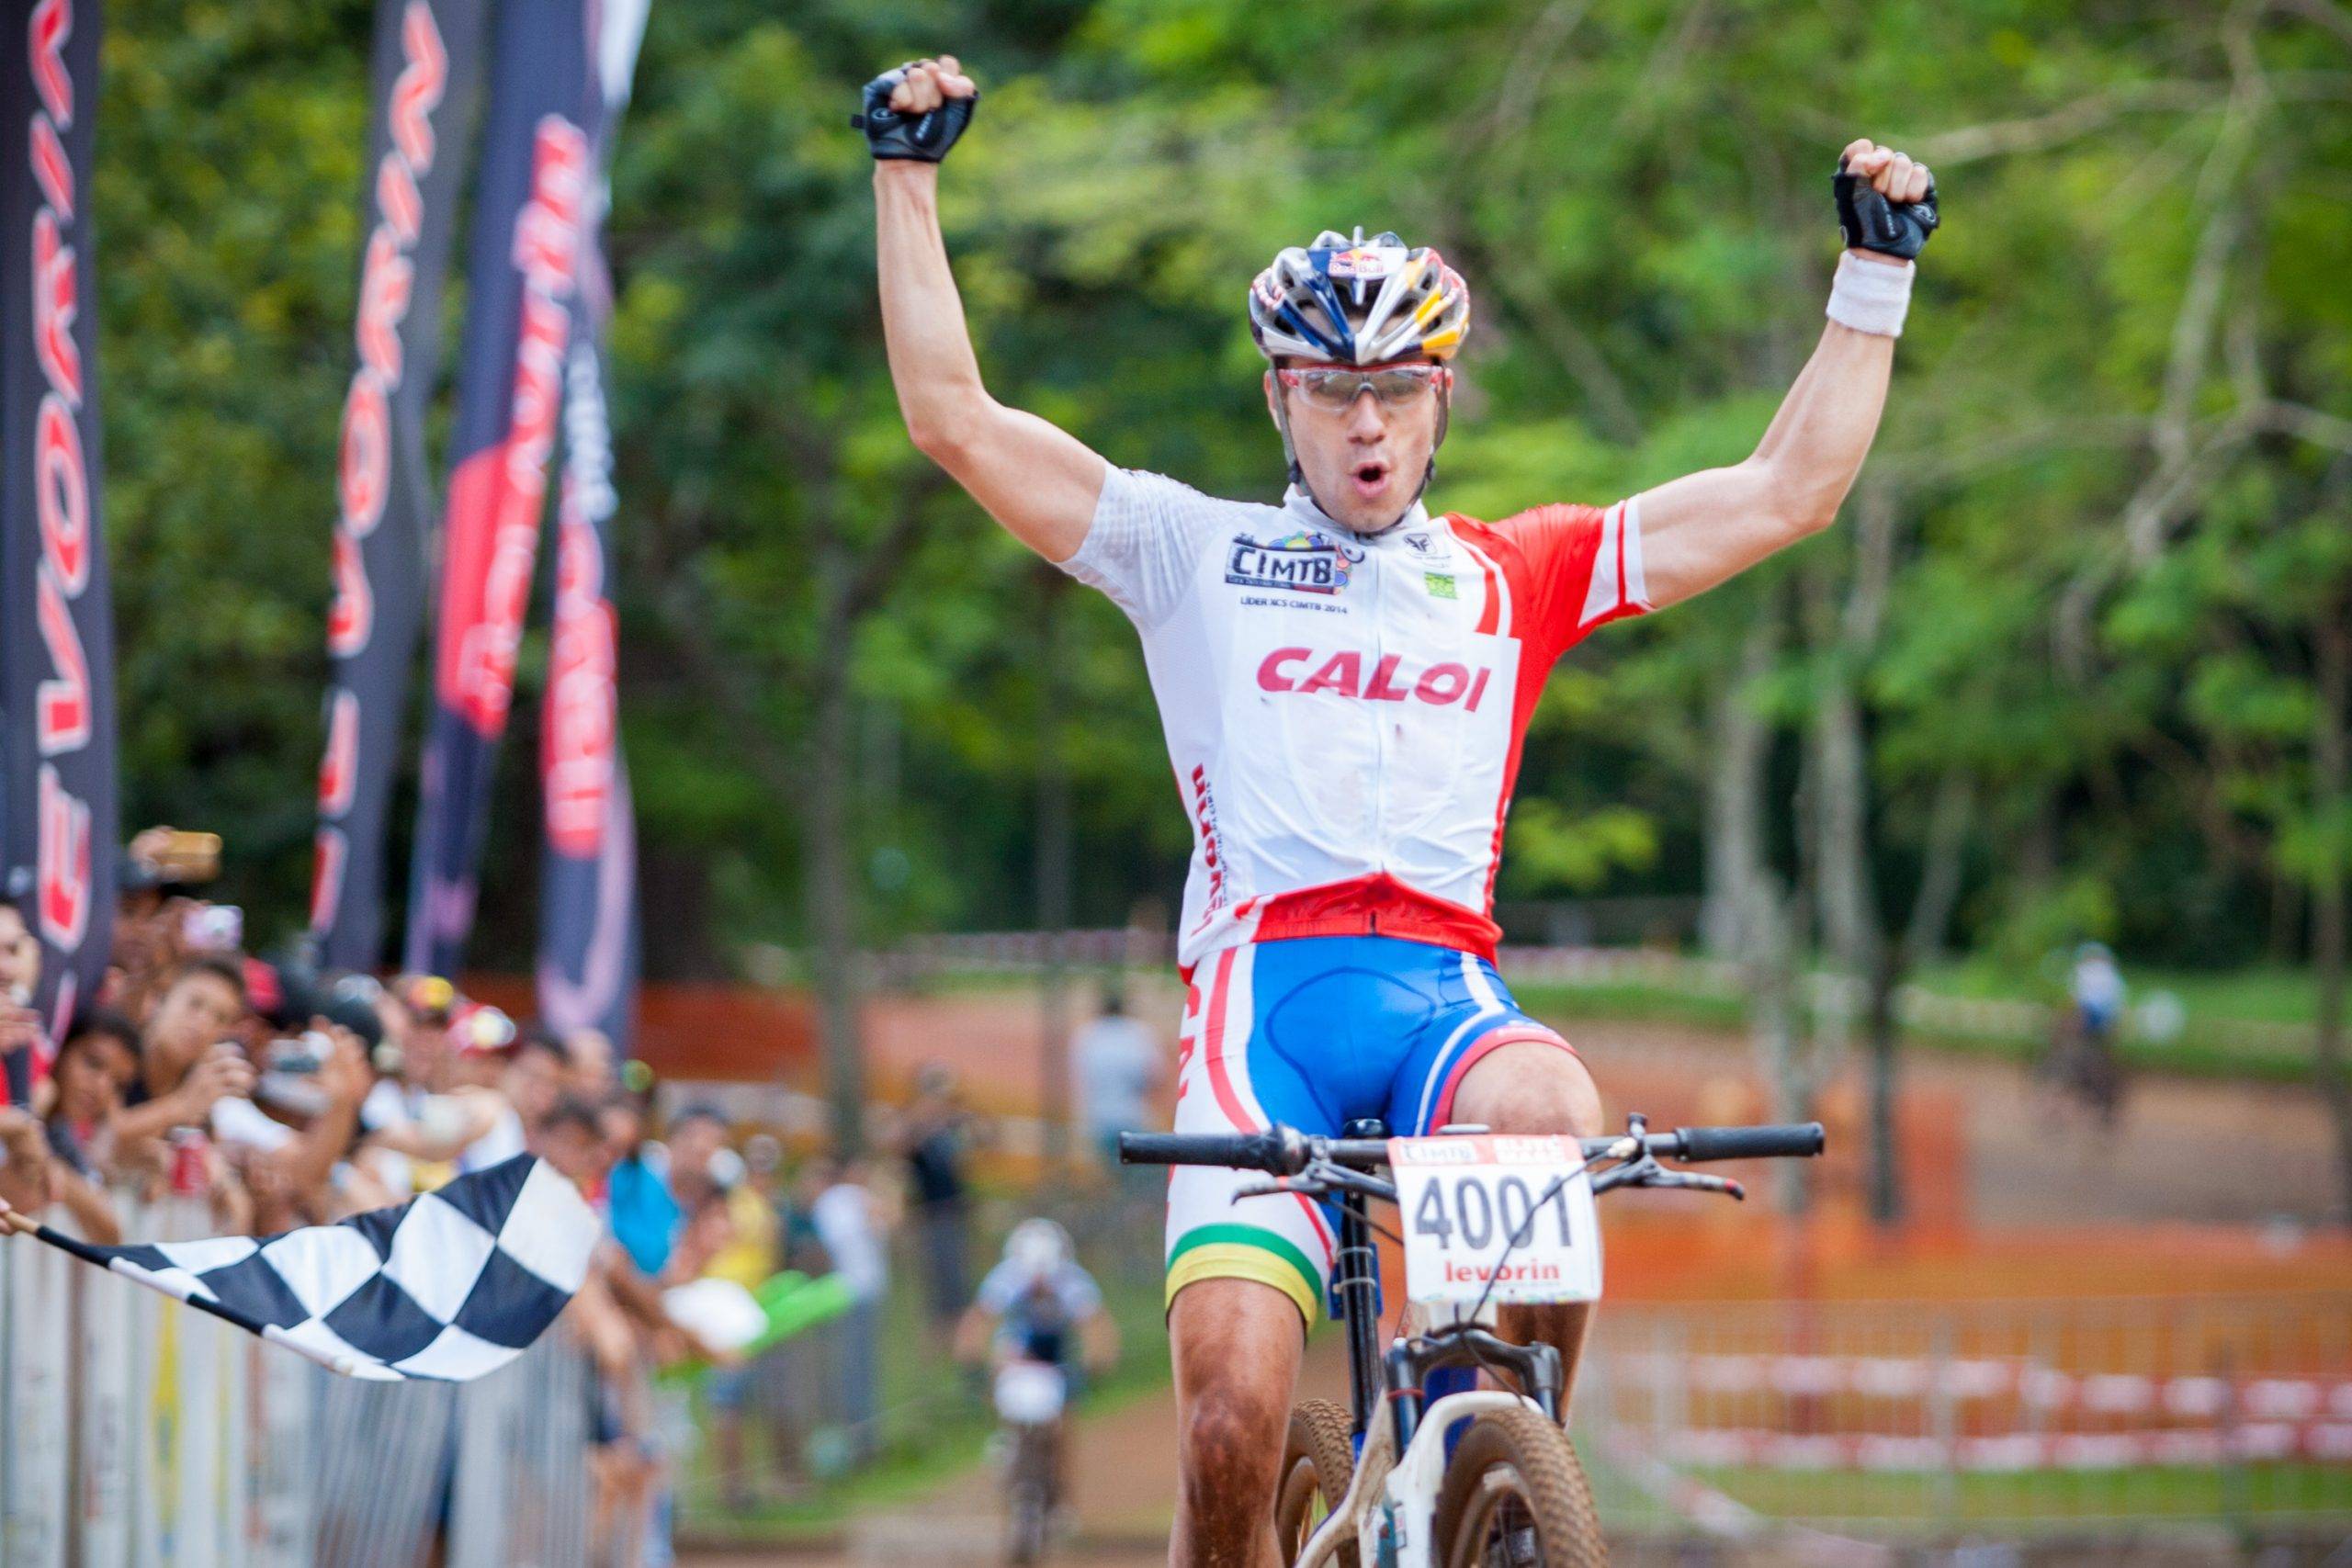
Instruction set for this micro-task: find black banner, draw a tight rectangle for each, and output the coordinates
[308,0,487,971]
[537,0,644,1048]
[0,0,115,1037]
[404,0,592,978]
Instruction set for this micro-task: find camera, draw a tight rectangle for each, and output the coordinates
[266,1030,333,1076]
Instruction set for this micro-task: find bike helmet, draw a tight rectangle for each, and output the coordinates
[1249,228,1470,366]
[1248,228,1471,502]
[1004,1217,1072,1278]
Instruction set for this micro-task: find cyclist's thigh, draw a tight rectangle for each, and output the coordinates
[1388,951,1589,1136]
[1165,941,1415,1327]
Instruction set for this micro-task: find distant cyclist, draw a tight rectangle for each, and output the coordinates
[2071,942,2126,1048]
[956,1218,1120,1384]
[956,1220,1119,1555]
[864,51,1936,1564]
[2050,942,2128,1126]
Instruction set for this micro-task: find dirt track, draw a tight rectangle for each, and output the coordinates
[1557,1017,2346,1227]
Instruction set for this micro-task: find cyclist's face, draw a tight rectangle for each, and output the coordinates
[1267,357,1444,533]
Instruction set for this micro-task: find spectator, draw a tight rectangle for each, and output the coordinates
[809,1155,890,1460]
[445,1003,528,1176]
[505,1029,571,1133]
[896,1063,974,1326]
[606,1096,682,1280]
[37,1010,141,1242]
[353,1004,504,1201]
[565,1026,617,1100]
[111,956,257,1207]
[689,1131,781,1513]
[662,1104,730,1213]
[0,1101,48,1218]
[1074,985,1163,1176]
[0,898,48,1114]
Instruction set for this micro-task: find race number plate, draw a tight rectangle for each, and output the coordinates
[1389,1134,1601,1306]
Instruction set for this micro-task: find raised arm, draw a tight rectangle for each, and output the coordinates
[869,57,1106,562]
[1637,140,1935,609]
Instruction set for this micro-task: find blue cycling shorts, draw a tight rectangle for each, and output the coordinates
[1162,935,1577,1327]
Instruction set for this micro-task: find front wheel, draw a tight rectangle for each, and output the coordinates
[1274,1398,1358,1567]
[1004,1423,1056,1564]
[1431,1406,1606,1568]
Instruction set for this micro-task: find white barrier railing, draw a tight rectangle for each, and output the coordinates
[0,1190,597,1567]
[1573,1293,2352,1540]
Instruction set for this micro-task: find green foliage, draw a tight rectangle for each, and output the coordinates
[85,0,2352,977]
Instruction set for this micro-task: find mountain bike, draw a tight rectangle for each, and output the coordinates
[991,1354,1069,1563]
[1124,1113,1826,1566]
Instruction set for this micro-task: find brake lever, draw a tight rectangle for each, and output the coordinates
[1642,1169,1747,1201]
[1235,1177,1332,1201]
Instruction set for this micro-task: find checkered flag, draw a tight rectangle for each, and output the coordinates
[2,1155,597,1381]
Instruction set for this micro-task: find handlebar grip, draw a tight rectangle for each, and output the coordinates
[1673,1122,1826,1162]
[1117,1130,1294,1173]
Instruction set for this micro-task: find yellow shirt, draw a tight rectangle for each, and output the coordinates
[705,1183,779,1289]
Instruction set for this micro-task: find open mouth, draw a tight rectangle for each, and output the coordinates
[1350,457,1391,499]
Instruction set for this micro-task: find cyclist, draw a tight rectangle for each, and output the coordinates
[956,1217,1122,1382]
[956,1219,1120,1551]
[863,53,1936,1566]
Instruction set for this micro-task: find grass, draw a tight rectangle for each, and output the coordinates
[1579,1442,2352,1535]
[1692,1461,2352,1529]
[899,956,2334,1084]
[1511,974,2327,1086]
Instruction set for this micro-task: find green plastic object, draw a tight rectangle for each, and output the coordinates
[659,1269,858,1384]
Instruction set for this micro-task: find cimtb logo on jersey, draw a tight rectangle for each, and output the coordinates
[1226,530,1363,596]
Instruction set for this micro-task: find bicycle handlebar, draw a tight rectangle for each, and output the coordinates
[1117,1121,1826,1174]
[1116,1129,1298,1173]
[1671,1122,1826,1162]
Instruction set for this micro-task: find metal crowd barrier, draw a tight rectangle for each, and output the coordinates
[0,1190,599,1568]
[1573,1293,2352,1551]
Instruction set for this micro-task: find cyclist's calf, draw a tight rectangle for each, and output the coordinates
[1169,1276,1306,1567]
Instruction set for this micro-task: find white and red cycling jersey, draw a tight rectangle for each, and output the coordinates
[1060,468,1650,971]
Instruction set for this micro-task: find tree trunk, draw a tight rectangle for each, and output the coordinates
[808,533,865,1156]
[2313,613,2352,1225]
[1035,570,1073,1171]
[1865,941,1905,1224]
[1901,773,1971,968]
[1811,660,1877,1016]
[1702,600,1780,959]
[1745,873,1809,1216]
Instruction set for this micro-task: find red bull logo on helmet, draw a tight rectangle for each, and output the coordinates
[1324,244,1406,280]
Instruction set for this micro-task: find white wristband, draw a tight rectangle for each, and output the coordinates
[1826,251,1913,338]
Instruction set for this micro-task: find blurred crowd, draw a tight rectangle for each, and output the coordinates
[0,831,1157,1565]
[0,833,912,1564]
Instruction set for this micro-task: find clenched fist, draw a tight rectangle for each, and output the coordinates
[854,55,979,164]
[1835,139,1939,262]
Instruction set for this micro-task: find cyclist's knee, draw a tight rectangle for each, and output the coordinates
[1452,1035,1603,1139]
[1178,1373,1289,1501]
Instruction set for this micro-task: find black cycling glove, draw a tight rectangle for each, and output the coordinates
[1833,156,1939,261]
[852,65,978,164]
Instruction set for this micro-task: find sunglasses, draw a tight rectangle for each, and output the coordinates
[1276,362,1451,412]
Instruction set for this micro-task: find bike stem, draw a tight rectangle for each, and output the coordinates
[1338,1117,1388,1438]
